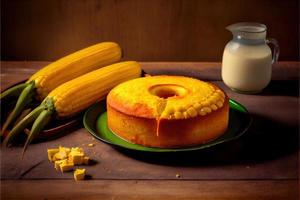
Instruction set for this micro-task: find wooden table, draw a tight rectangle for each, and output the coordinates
[1,61,299,200]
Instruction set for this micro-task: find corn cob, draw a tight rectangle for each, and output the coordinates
[1,42,121,135]
[4,61,142,155]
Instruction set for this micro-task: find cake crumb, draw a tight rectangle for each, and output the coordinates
[74,168,86,181]
[47,146,92,180]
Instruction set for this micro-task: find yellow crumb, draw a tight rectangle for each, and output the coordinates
[47,146,92,180]
[47,148,59,162]
[74,169,86,181]
[59,160,74,172]
[53,151,68,160]
[59,146,71,154]
[68,151,84,165]
[54,159,67,171]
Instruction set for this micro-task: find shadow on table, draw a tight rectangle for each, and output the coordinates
[114,113,299,166]
[260,80,299,97]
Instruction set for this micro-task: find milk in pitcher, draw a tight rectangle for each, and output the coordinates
[222,22,279,93]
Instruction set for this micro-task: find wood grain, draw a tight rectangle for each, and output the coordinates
[1,62,299,181]
[1,61,299,89]
[1,0,299,61]
[1,180,298,200]
[0,62,298,199]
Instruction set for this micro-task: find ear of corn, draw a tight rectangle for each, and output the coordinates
[4,61,142,154]
[48,61,141,118]
[1,42,121,135]
[29,42,122,100]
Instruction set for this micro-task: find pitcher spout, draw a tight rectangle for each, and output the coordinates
[226,24,237,34]
[226,22,267,40]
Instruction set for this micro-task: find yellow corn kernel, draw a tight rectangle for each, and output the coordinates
[216,101,224,108]
[199,109,206,116]
[183,112,189,118]
[68,151,85,165]
[211,104,218,111]
[210,94,219,104]
[216,89,225,98]
[174,111,183,119]
[193,102,201,110]
[83,156,90,165]
[187,107,197,117]
[47,148,59,162]
[48,61,141,118]
[201,100,210,107]
[213,91,222,99]
[28,42,122,100]
[202,106,212,114]
[220,97,225,103]
[60,161,74,172]
[215,94,225,104]
[74,169,86,181]
[194,105,202,113]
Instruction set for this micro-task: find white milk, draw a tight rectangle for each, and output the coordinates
[222,42,272,92]
[221,22,279,93]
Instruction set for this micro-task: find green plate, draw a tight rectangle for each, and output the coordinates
[83,99,252,152]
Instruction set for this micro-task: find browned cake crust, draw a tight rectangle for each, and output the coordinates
[106,76,229,148]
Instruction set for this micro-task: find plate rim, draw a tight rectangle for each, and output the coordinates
[83,99,252,152]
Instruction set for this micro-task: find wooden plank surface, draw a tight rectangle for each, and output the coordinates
[1,61,299,89]
[0,61,299,199]
[1,124,298,180]
[1,180,298,200]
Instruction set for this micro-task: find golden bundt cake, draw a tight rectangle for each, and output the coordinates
[107,75,229,148]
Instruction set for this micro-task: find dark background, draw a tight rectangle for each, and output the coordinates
[1,0,299,61]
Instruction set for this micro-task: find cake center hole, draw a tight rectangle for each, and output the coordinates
[149,84,188,99]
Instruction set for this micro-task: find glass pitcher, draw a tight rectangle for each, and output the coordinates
[221,22,279,93]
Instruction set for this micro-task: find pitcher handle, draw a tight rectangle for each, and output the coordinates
[266,38,280,64]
